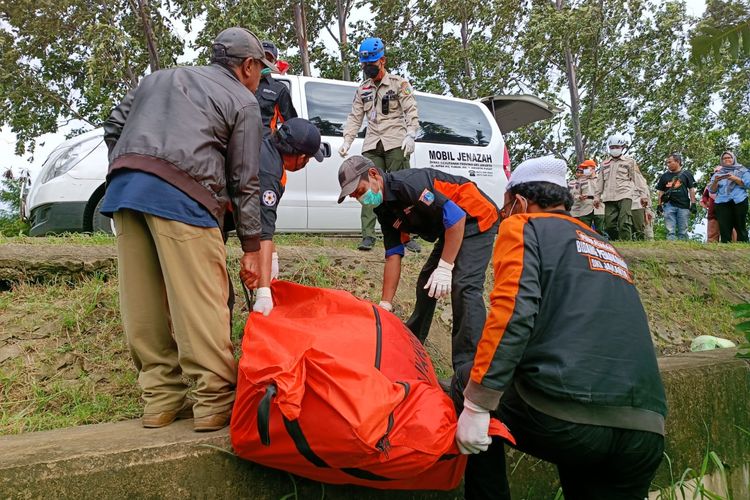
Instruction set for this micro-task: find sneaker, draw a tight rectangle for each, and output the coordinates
[194,409,233,432]
[358,236,376,251]
[142,399,195,429]
[405,239,422,253]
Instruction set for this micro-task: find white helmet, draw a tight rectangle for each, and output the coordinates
[607,134,628,157]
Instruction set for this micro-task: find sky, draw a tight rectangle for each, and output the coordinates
[0,0,708,179]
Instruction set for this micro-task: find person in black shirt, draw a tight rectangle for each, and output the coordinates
[655,153,696,240]
[252,118,324,315]
[257,41,298,136]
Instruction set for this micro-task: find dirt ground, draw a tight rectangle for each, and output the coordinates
[1,238,749,434]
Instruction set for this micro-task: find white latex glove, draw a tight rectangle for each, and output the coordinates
[401,133,415,156]
[425,259,453,299]
[379,300,393,312]
[338,141,351,157]
[271,252,279,280]
[456,398,492,454]
[253,287,273,316]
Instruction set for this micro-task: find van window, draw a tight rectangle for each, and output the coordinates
[305,82,364,138]
[305,81,492,146]
[415,96,491,147]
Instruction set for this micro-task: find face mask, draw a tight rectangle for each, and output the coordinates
[358,189,383,207]
[282,154,307,171]
[500,195,527,220]
[583,168,593,176]
[609,146,623,158]
[261,68,272,76]
[363,64,380,79]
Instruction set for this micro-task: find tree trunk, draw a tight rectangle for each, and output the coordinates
[460,17,474,96]
[556,0,584,163]
[336,0,350,81]
[132,0,160,72]
[293,2,312,76]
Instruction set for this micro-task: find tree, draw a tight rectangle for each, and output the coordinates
[691,0,750,62]
[0,0,183,158]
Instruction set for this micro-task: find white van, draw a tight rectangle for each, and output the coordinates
[25,75,558,235]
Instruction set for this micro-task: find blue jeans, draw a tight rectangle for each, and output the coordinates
[664,202,689,240]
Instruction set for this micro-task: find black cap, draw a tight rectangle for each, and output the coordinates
[262,40,278,61]
[277,118,324,162]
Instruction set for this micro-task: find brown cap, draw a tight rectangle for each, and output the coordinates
[212,27,277,71]
[337,155,375,203]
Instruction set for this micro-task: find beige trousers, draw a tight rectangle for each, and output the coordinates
[114,210,236,418]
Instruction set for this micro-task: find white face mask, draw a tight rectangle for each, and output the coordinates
[609,146,624,158]
[583,168,593,176]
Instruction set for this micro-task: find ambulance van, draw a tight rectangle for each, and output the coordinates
[25,75,558,235]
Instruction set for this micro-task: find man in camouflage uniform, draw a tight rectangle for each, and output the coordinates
[569,159,606,235]
[594,134,645,240]
[630,167,651,240]
[339,37,420,251]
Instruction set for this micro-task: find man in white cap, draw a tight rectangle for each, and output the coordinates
[455,156,667,499]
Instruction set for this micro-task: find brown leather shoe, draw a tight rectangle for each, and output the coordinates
[142,399,195,429]
[193,409,232,432]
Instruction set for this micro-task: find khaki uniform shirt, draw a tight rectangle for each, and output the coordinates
[568,176,597,217]
[342,72,419,152]
[595,156,642,203]
[631,169,651,208]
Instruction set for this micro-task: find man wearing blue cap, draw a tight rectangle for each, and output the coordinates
[252,117,324,316]
[339,37,421,252]
[256,40,298,136]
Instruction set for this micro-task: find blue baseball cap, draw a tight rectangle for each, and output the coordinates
[277,118,324,162]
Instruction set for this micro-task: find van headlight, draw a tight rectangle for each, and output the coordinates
[38,136,101,185]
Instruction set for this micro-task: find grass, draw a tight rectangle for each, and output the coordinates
[653,450,730,500]
[0,231,116,246]
[1,236,749,435]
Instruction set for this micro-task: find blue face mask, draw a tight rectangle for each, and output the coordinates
[261,68,272,76]
[358,189,383,207]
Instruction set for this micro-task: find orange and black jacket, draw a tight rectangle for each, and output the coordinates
[257,75,297,137]
[375,168,499,257]
[465,212,667,435]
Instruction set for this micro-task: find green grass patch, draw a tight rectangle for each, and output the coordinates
[0,232,115,246]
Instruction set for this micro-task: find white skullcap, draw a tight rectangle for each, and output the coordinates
[507,155,568,191]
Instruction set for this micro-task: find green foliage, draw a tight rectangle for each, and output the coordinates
[691,0,750,63]
[731,302,750,358]
[0,0,183,157]
[0,0,748,187]
[0,175,29,236]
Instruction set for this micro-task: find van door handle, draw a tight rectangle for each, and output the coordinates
[320,142,332,158]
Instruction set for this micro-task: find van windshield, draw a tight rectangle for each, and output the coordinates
[305,81,492,147]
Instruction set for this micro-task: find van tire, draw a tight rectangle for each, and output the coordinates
[91,195,113,235]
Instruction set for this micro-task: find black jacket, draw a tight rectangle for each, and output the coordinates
[104,64,262,251]
[256,75,297,136]
[465,212,667,435]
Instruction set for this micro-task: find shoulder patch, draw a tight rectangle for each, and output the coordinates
[419,189,435,205]
[262,190,277,207]
[400,80,413,96]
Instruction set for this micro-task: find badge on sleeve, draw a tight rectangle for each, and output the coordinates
[263,190,278,207]
[400,81,413,96]
[419,189,435,206]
